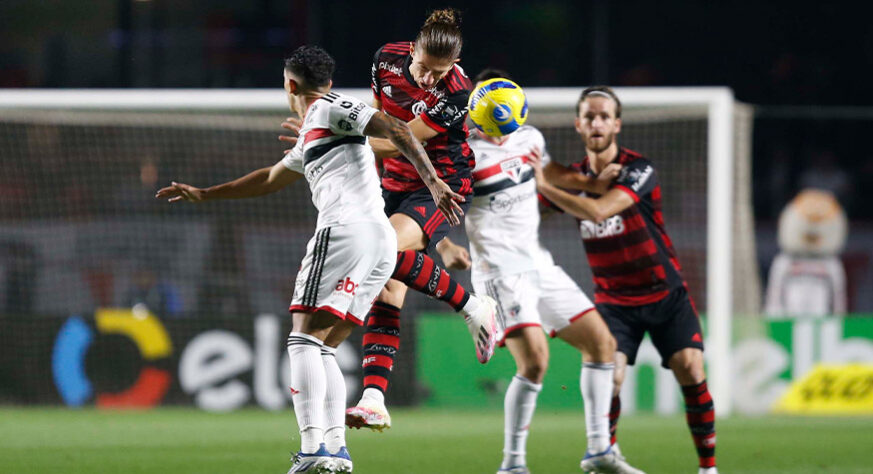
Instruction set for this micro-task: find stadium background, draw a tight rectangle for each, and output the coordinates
[1,1,872,473]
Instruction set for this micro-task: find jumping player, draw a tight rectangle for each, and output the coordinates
[436,69,644,474]
[157,46,462,474]
[339,8,498,431]
[532,86,718,474]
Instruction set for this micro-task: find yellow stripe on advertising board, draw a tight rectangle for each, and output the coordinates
[773,364,873,415]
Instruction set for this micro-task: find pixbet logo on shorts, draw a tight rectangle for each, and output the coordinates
[52,306,172,407]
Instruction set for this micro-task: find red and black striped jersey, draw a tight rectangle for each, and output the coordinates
[370,41,475,192]
[571,148,686,306]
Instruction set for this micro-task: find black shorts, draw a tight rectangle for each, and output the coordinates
[597,286,704,368]
[383,179,472,252]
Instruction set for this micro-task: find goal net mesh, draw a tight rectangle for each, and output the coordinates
[0,91,757,406]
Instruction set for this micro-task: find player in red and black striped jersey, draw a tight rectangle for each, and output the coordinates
[532,86,718,474]
[370,41,475,193]
[336,8,498,433]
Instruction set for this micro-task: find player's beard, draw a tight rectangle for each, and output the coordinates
[585,130,616,153]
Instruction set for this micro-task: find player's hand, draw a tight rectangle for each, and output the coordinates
[598,163,622,181]
[279,117,302,153]
[428,180,465,226]
[528,147,546,183]
[155,182,205,203]
[437,240,471,271]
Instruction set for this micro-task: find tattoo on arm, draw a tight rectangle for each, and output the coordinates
[365,111,439,184]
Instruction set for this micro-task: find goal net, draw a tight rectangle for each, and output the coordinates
[0,88,755,413]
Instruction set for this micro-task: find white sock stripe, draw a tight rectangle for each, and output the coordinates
[582,362,616,370]
[512,374,543,391]
[287,332,324,347]
[286,338,322,348]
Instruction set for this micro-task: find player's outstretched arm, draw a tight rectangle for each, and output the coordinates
[543,161,621,195]
[155,161,302,203]
[368,117,438,159]
[364,111,464,226]
[529,149,633,222]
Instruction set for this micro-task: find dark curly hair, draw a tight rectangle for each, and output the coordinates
[474,68,512,83]
[284,45,335,89]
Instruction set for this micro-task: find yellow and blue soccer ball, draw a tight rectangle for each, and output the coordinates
[468,78,529,137]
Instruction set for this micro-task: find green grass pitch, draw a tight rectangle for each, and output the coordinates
[1,407,870,473]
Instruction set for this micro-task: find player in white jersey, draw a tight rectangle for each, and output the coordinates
[157,46,464,474]
[439,69,645,474]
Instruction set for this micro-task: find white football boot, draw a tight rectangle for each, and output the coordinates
[288,443,334,474]
[580,444,646,474]
[497,466,530,473]
[330,446,353,473]
[345,397,391,432]
[463,294,498,364]
[699,467,718,474]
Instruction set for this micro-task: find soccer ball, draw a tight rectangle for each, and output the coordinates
[468,78,529,137]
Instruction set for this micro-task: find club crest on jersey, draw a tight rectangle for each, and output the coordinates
[500,157,525,183]
[412,100,428,116]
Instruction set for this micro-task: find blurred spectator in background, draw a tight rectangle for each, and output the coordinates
[123,263,182,318]
[112,155,163,214]
[0,241,38,314]
[797,148,853,212]
[764,189,848,317]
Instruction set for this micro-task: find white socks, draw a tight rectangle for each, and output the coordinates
[287,332,326,453]
[502,375,542,469]
[581,361,615,453]
[321,345,346,453]
[360,386,385,405]
[460,293,481,316]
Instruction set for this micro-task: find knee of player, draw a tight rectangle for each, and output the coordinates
[581,332,616,362]
[669,349,706,381]
[519,354,549,382]
[595,332,617,356]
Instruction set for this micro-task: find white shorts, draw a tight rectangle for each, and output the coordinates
[473,265,596,345]
[289,222,397,325]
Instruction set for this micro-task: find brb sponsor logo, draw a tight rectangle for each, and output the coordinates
[52,306,172,407]
[580,214,625,239]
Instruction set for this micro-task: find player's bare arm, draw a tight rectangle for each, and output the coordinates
[529,149,633,223]
[543,160,621,195]
[368,116,438,159]
[156,160,301,203]
[364,110,465,225]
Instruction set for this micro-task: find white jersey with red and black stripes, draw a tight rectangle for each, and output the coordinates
[465,126,555,281]
[282,91,387,230]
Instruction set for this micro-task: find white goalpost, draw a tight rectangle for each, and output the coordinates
[0,87,754,416]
